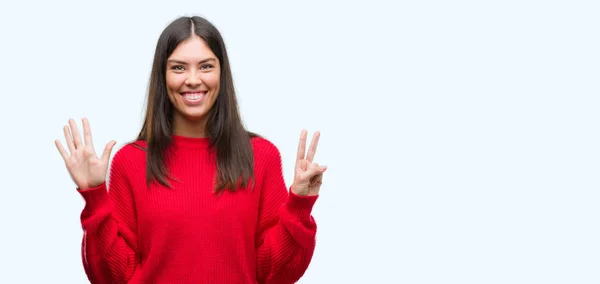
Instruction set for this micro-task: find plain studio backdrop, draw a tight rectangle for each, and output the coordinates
[0,0,598,283]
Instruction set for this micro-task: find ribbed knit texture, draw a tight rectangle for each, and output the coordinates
[78,135,318,284]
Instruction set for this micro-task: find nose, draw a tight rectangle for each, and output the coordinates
[185,70,202,86]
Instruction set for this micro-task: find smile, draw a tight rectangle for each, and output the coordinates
[180,91,207,105]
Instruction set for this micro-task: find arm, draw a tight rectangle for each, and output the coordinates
[78,149,139,284]
[255,143,318,284]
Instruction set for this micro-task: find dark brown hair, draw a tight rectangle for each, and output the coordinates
[135,16,259,193]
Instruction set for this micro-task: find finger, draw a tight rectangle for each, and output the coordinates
[55,140,69,160]
[101,140,117,162]
[63,125,75,153]
[82,118,94,148]
[296,129,307,163]
[69,119,83,149]
[303,162,324,178]
[310,170,325,195]
[306,131,320,163]
[312,172,324,184]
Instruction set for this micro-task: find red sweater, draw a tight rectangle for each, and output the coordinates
[78,135,318,284]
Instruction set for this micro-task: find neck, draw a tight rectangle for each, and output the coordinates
[173,113,209,138]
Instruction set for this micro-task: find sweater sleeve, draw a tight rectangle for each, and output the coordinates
[255,142,318,284]
[78,148,139,284]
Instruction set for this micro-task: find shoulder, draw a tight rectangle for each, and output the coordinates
[251,136,278,150]
[251,136,281,156]
[110,139,147,167]
[250,136,283,165]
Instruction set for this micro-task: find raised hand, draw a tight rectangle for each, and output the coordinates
[54,118,116,190]
[291,130,327,196]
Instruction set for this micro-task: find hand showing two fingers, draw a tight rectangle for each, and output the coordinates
[291,130,327,196]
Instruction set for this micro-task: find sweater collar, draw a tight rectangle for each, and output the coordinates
[172,135,211,149]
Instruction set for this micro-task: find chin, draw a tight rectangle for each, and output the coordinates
[180,110,210,122]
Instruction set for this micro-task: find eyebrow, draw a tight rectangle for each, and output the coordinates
[167,58,217,65]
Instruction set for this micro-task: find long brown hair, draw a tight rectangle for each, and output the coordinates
[135,16,259,193]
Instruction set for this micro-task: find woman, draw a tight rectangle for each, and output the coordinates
[54,16,326,284]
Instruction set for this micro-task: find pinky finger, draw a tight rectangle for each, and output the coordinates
[55,140,69,161]
[314,173,324,184]
[309,173,324,190]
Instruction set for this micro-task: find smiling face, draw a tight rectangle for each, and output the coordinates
[166,35,221,136]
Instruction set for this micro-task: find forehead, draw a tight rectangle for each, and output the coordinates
[168,36,216,60]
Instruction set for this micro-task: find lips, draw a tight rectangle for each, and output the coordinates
[180,91,207,105]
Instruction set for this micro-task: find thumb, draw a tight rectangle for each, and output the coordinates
[304,163,324,178]
[101,140,117,162]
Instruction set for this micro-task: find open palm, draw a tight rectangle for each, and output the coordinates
[291,130,327,196]
[55,118,116,190]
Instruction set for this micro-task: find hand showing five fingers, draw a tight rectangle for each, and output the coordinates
[291,130,327,196]
[54,118,116,191]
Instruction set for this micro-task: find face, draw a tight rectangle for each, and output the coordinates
[166,36,221,126]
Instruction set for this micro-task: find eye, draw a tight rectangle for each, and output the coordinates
[200,64,214,70]
[171,65,185,72]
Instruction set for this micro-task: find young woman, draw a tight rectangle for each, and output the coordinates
[55,16,327,284]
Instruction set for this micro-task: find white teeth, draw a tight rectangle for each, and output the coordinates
[184,93,204,101]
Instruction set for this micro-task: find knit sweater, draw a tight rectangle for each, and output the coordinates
[77,135,318,284]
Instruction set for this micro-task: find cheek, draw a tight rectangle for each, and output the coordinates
[166,74,185,93]
[202,72,220,89]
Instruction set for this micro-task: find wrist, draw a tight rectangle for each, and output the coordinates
[291,183,308,196]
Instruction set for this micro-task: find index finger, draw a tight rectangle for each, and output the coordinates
[306,131,320,163]
[82,117,94,148]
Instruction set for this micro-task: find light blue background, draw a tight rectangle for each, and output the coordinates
[0,0,598,283]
